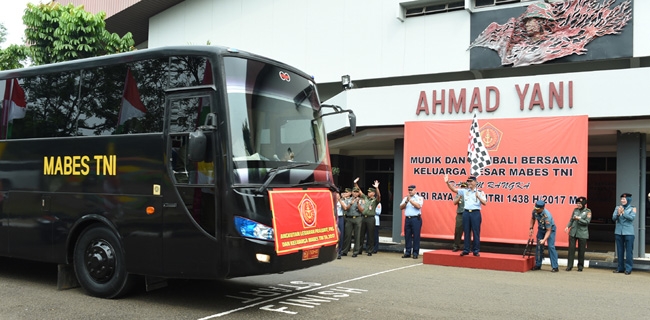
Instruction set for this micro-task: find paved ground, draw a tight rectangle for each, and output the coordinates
[1,250,648,319]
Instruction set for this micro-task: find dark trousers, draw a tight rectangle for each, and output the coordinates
[615,234,634,272]
[567,236,586,268]
[364,221,380,253]
[337,215,345,255]
[359,216,375,254]
[462,210,481,254]
[343,216,361,255]
[373,223,379,253]
[453,213,463,250]
[404,216,422,256]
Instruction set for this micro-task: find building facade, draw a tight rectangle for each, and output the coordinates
[68,0,648,255]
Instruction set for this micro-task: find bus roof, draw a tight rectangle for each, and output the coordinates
[0,45,313,81]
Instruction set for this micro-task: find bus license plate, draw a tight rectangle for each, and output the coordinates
[302,248,319,261]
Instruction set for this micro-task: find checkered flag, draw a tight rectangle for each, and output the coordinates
[467,113,491,176]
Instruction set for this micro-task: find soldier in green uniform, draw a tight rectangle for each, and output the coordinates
[564,196,591,271]
[356,178,381,256]
[343,187,363,257]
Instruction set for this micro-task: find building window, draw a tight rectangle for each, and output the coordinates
[588,157,617,172]
[404,1,465,18]
[474,0,536,8]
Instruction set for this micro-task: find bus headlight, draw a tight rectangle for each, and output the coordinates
[256,254,271,263]
[234,216,274,241]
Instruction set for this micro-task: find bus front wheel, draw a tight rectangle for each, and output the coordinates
[73,225,134,298]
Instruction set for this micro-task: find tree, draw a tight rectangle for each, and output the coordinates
[0,44,27,70]
[23,2,135,65]
[2,3,135,70]
[0,23,6,44]
[0,23,27,70]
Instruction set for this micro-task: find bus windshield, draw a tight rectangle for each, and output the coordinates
[224,57,330,185]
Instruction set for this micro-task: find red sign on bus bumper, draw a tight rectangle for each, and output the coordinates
[269,189,338,255]
[302,248,320,261]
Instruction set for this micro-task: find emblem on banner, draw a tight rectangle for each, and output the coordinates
[298,194,317,228]
[480,123,502,151]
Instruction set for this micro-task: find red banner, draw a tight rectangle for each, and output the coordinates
[269,188,338,255]
[403,116,588,246]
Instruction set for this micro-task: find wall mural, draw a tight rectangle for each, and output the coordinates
[468,0,632,67]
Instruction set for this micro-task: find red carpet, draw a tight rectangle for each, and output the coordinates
[423,250,535,272]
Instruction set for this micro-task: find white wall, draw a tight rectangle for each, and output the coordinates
[148,0,471,83]
[633,0,650,57]
[150,0,649,82]
[325,67,650,130]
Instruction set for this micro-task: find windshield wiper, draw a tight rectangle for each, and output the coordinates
[291,181,338,192]
[256,163,310,194]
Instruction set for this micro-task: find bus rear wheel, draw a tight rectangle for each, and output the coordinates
[73,225,134,298]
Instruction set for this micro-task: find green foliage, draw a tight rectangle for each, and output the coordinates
[22,2,135,65]
[0,44,27,70]
[0,23,7,44]
[0,22,26,70]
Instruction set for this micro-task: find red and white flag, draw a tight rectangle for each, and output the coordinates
[1,79,27,139]
[2,79,27,121]
[467,113,491,177]
[117,69,146,126]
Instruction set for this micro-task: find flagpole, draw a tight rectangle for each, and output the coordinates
[1,80,14,140]
[116,69,130,128]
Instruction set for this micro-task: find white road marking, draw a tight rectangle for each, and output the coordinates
[197,263,422,319]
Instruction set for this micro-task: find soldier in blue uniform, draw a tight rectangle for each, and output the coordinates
[336,188,351,259]
[612,193,636,275]
[400,185,423,259]
[444,174,487,256]
[529,200,558,272]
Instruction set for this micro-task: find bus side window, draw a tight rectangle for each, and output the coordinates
[168,96,212,185]
[170,135,189,183]
[168,95,216,236]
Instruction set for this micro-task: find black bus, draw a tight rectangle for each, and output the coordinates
[0,46,355,298]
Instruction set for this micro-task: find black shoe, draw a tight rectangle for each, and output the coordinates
[625,271,631,275]
[341,253,347,256]
[613,270,623,273]
[372,251,378,254]
[531,266,541,270]
[412,255,418,259]
[367,253,372,256]
[577,267,583,272]
[473,253,480,257]
[565,267,572,271]
[352,254,357,258]
[452,248,459,252]
[402,254,411,258]
[460,252,468,256]
[337,255,341,259]
[551,268,559,272]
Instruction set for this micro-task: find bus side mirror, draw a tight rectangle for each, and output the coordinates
[348,112,356,136]
[319,104,356,136]
[188,129,207,162]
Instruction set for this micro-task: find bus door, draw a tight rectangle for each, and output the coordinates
[0,179,7,255]
[163,93,220,277]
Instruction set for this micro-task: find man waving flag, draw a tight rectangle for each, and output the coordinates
[467,113,491,177]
